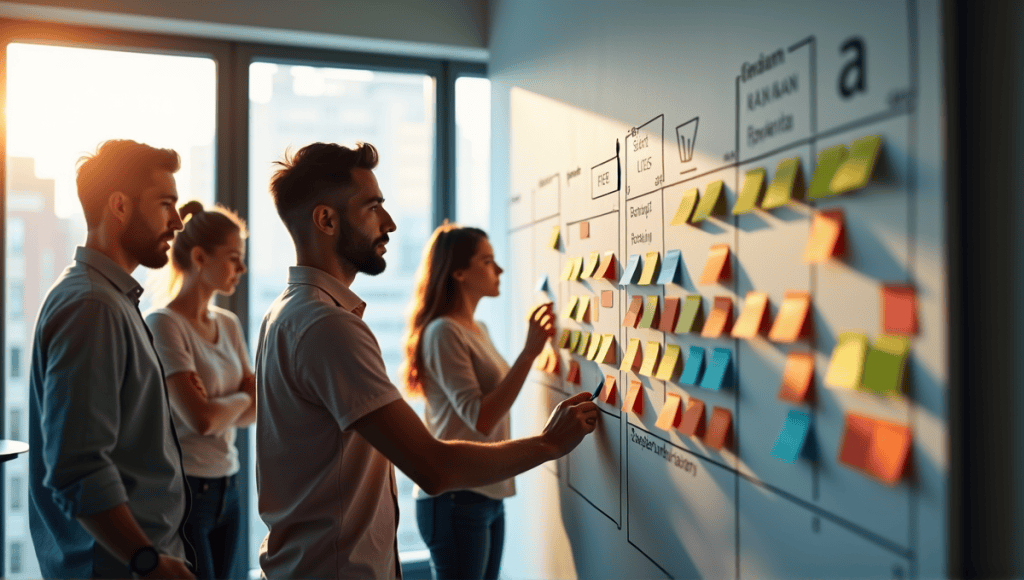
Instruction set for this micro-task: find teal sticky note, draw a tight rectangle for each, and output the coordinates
[618,254,643,287]
[680,346,705,386]
[536,274,549,293]
[657,249,683,285]
[771,410,813,464]
[700,347,732,391]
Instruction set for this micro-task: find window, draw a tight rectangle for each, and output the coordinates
[9,347,20,379]
[455,76,491,229]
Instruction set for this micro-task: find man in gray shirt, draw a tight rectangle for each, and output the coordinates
[256,142,599,579]
[29,140,195,579]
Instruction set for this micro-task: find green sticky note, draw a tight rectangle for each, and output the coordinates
[576,332,591,356]
[761,157,804,209]
[691,180,725,222]
[830,134,883,194]
[638,295,660,328]
[733,168,766,214]
[808,144,848,199]
[675,295,704,333]
[670,188,699,225]
[568,330,581,352]
[861,334,910,395]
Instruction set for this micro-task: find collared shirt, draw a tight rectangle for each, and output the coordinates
[28,247,187,579]
[256,266,403,580]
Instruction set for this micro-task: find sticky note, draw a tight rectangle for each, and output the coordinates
[574,296,591,323]
[691,180,726,222]
[772,410,814,463]
[733,168,766,214]
[838,413,912,485]
[585,334,602,361]
[861,334,911,395]
[882,284,918,335]
[657,249,683,285]
[582,250,602,278]
[679,397,706,437]
[557,329,572,349]
[676,295,705,333]
[638,296,661,329]
[559,259,576,281]
[620,338,643,372]
[655,393,684,430]
[562,296,580,320]
[768,291,812,343]
[808,144,849,199]
[580,221,590,239]
[575,332,591,356]
[536,275,550,293]
[706,407,733,450]
[623,295,644,328]
[600,375,618,405]
[639,341,661,377]
[680,346,706,386]
[597,334,617,364]
[548,226,561,249]
[623,380,644,414]
[601,290,615,308]
[638,251,661,285]
[670,188,699,226]
[566,360,581,385]
[659,297,681,333]
[803,210,846,263]
[619,254,643,286]
[778,351,815,404]
[569,256,585,281]
[830,134,883,194]
[824,331,869,389]
[596,251,617,280]
[761,157,805,209]
[699,244,731,285]
[732,291,769,339]
[701,296,733,338]
[701,348,732,391]
[655,344,682,381]
[568,330,581,353]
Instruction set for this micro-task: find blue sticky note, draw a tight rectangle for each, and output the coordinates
[536,274,550,293]
[618,254,643,287]
[680,346,705,386]
[657,249,683,285]
[700,347,732,391]
[771,410,814,464]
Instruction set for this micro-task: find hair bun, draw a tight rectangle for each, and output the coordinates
[179,200,204,220]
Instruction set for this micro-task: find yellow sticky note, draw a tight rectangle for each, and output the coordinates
[559,259,576,281]
[557,329,572,349]
[582,251,601,278]
[824,331,869,389]
[586,334,603,360]
[597,334,617,364]
[638,251,661,285]
[639,341,661,377]
[562,296,580,320]
[808,144,848,199]
[655,344,682,381]
[569,256,585,281]
[670,188,700,226]
[620,338,642,372]
[761,157,804,209]
[549,226,561,249]
[733,168,766,214]
[830,134,883,194]
[692,180,725,222]
[576,332,591,356]
[574,296,591,323]
[568,330,581,353]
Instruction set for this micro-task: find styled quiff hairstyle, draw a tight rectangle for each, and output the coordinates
[76,139,180,228]
[269,142,379,242]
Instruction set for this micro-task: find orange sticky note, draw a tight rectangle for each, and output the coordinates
[655,344,682,381]
[838,413,912,486]
[600,375,618,405]
[596,251,617,280]
[701,296,734,338]
[638,341,661,377]
[623,380,644,414]
[732,291,770,339]
[882,284,918,335]
[699,244,732,285]
[581,250,601,279]
[623,295,644,328]
[597,334,617,364]
[768,291,812,343]
[778,352,815,404]
[638,251,662,285]
[803,210,846,262]
[566,360,581,384]
[580,221,590,239]
[655,393,684,430]
[706,406,733,450]
[679,397,706,437]
[601,290,615,308]
[659,297,680,333]
[546,350,561,374]
[638,296,661,329]
[620,338,643,372]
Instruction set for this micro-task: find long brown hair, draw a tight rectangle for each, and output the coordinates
[401,223,488,397]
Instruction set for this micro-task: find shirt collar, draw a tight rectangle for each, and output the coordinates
[74,246,145,304]
[287,266,366,318]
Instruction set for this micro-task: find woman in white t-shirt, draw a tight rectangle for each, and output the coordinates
[145,201,254,580]
[401,223,554,580]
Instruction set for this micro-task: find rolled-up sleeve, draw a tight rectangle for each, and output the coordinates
[38,299,128,518]
[423,321,483,433]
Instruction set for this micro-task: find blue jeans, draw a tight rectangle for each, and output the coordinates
[184,475,242,580]
[416,491,505,580]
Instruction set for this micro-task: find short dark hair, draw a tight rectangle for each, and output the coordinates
[269,142,379,242]
[76,139,180,228]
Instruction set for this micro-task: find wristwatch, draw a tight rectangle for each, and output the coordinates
[129,546,160,577]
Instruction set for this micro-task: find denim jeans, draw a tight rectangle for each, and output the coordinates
[184,474,242,580]
[416,491,505,580]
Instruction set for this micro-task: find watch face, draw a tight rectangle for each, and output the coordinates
[132,547,159,574]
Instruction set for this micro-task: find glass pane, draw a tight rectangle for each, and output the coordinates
[4,43,216,579]
[455,77,491,229]
[247,62,435,567]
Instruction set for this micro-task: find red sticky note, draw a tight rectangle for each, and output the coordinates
[699,244,732,285]
[701,296,734,338]
[623,380,644,415]
[778,352,815,404]
[838,413,912,486]
[623,295,644,328]
[679,397,706,437]
[596,251,617,280]
[601,375,618,405]
[706,406,733,450]
[882,284,918,335]
[659,297,681,333]
[655,394,683,431]
[566,360,581,385]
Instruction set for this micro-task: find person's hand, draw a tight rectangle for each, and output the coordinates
[539,391,599,458]
[144,555,196,579]
[524,302,555,358]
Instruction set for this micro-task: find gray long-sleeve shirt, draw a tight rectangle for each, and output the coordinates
[28,246,187,579]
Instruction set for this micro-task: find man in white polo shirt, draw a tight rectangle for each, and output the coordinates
[255,141,599,579]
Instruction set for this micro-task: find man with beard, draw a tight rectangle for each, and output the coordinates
[28,140,195,579]
[256,142,598,579]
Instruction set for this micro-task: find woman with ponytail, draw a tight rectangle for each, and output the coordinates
[144,201,253,580]
[401,223,554,580]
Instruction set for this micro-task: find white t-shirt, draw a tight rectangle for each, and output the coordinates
[145,305,251,478]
